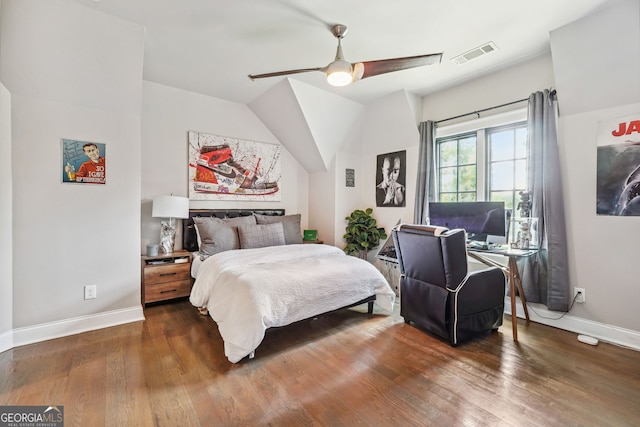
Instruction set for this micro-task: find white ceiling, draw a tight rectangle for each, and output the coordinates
[71,0,620,105]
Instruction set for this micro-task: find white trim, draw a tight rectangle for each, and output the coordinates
[6,301,638,354]
[505,300,640,352]
[476,129,487,199]
[0,329,13,354]
[11,306,145,349]
[448,275,472,345]
[452,290,459,344]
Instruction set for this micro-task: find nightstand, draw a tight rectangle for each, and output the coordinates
[303,240,324,244]
[141,250,192,306]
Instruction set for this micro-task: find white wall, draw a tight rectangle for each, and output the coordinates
[423,52,555,122]
[547,0,640,336]
[1,0,144,340]
[559,103,640,332]
[331,118,365,247]
[550,0,640,116]
[319,90,418,251]
[309,167,337,245]
[141,81,311,252]
[328,90,423,252]
[361,91,423,241]
[307,107,364,247]
[0,80,13,352]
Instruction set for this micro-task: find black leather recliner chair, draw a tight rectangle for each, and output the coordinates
[392,224,505,345]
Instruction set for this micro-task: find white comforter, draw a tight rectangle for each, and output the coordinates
[190,244,395,363]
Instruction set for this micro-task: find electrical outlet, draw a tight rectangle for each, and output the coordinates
[84,285,97,300]
[574,287,585,303]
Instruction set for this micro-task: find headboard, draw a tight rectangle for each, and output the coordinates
[183,209,285,252]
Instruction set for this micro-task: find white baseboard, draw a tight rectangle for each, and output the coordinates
[0,329,13,354]
[506,300,640,351]
[3,302,637,355]
[8,306,145,350]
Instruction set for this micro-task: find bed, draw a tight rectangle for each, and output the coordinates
[183,209,396,363]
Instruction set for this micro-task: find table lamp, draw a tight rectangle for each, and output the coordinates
[152,195,189,254]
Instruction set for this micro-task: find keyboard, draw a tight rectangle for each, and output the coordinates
[466,241,489,250]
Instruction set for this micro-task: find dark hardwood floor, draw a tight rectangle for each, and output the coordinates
[1,299,639,426]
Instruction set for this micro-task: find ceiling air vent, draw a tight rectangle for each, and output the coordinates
[452,42,499,65]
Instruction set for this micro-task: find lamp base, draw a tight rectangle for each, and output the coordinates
[160,219,176,254]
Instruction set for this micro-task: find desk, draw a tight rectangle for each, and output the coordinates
[467,246,537,341]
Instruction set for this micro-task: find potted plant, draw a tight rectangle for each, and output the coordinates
[343,208,387,259]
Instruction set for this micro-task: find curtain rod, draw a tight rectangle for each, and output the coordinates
[435,98,528,125]
[435,89,557,125]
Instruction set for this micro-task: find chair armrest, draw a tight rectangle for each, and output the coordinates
[456,267,506,315]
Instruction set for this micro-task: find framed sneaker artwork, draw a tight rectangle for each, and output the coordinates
[188,131,282,201]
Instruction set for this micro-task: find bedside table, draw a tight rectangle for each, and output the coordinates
[141,250,192,306]
[303,240,324,244]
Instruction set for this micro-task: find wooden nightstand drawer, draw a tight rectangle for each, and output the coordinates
[144,263,191,285]
[145,279,191,303]
[141,250,193,306]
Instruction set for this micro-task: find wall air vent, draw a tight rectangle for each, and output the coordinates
[452,42,499,65]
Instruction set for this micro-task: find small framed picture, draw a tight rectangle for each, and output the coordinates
[61,139,106,185]
[346,168,355,187]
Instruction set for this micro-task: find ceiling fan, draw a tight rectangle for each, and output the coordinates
[248,24,443,87]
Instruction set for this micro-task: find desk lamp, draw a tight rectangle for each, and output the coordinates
[152,195,189,254]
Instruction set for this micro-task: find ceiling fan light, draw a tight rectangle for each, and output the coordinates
[352,62,365,81]
[326,60,353,86]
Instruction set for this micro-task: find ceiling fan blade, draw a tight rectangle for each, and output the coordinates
[356,53,443,80]
[248,67,323,80]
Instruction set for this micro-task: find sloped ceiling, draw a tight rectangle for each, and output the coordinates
[249,78,364,173]
[550,0,640,115]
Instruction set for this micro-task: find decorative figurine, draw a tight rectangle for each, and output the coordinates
[517,191,532,217]
[160,221,176,254]
[517,220,532,249]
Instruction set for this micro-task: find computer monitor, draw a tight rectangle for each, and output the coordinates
[428,201,509,242]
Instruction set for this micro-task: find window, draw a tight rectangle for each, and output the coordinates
[436,120,528,214]
[487,123,528,213]
[437,133,477,202]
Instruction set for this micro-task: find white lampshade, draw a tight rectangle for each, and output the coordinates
[152,195,189,219]
[326,60,353,87]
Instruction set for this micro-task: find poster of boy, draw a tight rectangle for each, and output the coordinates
[61,139,106,185]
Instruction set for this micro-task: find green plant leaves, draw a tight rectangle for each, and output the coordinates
[343,208,387,257]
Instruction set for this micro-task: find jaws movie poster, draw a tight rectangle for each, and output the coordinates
[596,113,640,216]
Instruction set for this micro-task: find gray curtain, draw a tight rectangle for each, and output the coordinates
[517,89,571,311]
[415,121,436,224]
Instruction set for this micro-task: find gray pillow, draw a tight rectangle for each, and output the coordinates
[238,222,286,249]
[193,215,257,256]
[254,213,303,244]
